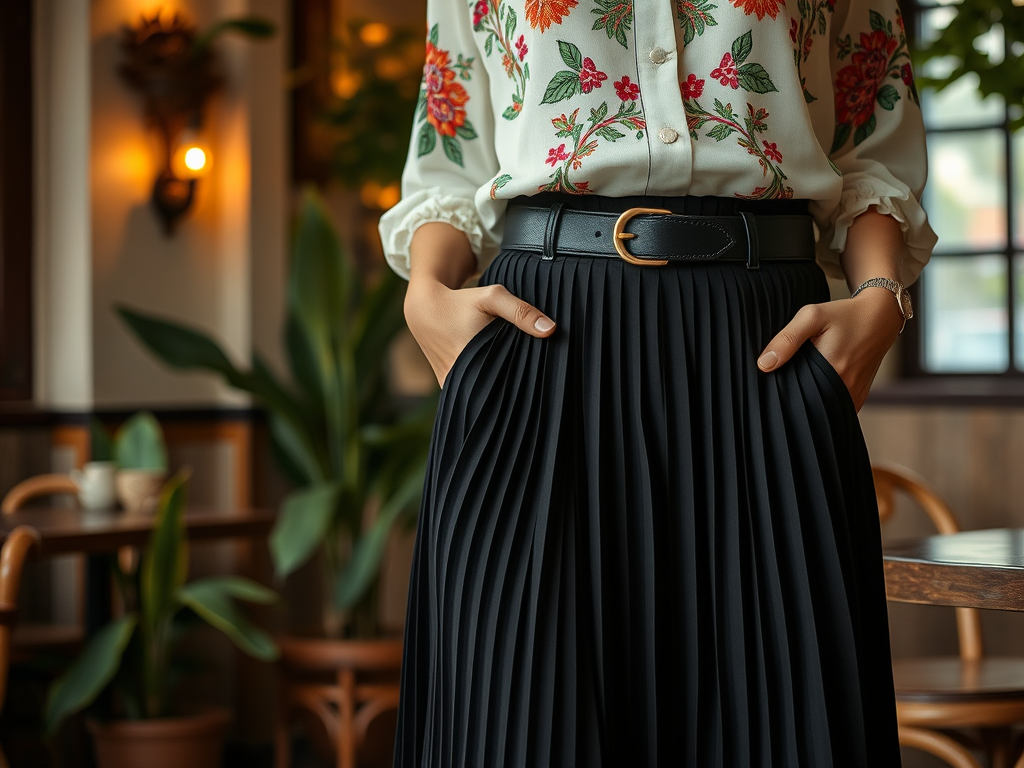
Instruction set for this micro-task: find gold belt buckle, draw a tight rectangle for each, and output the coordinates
[613,207,672,266]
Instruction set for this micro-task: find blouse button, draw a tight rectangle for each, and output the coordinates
[649,47,668,64]
[658,127,679,144]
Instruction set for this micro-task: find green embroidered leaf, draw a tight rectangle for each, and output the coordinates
[853,113,876,146]
[589,102,609,125]
[417,94,428,122]
[707,123,736,141]
[828,158,841,176]
[868,10,886,32]
[817,12,827,35]
[835,33,851,59]
[737,63,777,94]
[803,87,816,103]
[502,105,521,120]
[456,119,479,139]
[542,70,582,104]
[485,33,495,56]
[677,0,717,46]
[731,31,753,66]
[557,40,583,71]
[876,83,900,109]
[524,61,531,79]
[712,99,735,121]
[416,123,436,157]
[491,173,512,191]
[595,125,626,141]
[506,7,517,39]
[591,0,634,49]
[442,135,464,166]
[572,123,583,145]
[429,24,439,46]
[830,122,851,154]
[797,0,809,14]
[577,140,599,158]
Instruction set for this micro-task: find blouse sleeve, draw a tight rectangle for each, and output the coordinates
[377,6,501,281]
[820,0,938,285]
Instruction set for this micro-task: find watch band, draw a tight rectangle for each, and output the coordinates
[852,277,913,334]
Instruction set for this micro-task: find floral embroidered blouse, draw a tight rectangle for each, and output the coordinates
[378,0,937,283]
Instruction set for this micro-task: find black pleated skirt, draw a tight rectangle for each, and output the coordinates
[395,196,901,768]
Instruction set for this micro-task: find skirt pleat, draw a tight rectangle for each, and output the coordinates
[395,249,900,768]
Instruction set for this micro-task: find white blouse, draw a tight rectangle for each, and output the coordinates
[378,0,937,283]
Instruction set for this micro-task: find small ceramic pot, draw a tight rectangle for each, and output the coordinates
[89,709,230,768]
[115,469,167,514]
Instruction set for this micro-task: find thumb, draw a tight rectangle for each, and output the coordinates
[758,304,824,372]
[477,284,557,338]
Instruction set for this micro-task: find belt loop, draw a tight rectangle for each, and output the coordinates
[740,211,759,271]
[543,203,565,261]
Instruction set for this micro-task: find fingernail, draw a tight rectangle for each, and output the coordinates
[757,351,778,371]
[534,317,555,332]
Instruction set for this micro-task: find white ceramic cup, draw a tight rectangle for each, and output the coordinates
[70,461,118,510]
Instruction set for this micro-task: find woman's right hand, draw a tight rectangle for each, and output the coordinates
[404,279,557,388]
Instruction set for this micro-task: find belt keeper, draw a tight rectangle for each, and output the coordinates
[740,211,759,271]
[543,203,565,261]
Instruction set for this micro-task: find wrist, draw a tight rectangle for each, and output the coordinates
[851,286,906,335]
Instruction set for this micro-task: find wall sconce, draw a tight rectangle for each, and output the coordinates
[119,12,273,235]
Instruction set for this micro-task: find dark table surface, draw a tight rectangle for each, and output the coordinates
[883,528,1024,612]
[0,505,276,556]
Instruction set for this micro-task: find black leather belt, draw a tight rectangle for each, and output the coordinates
[501,204,816,270]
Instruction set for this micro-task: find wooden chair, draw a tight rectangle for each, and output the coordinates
[1,476,84,660]
[0,526,41,768]
[875,464,1024,768]
[274,638,403,768]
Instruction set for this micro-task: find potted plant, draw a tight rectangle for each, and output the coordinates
[45,471,279,768]
[111,411,169,514]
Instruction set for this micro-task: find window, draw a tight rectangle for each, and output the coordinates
[908,2,1020,376]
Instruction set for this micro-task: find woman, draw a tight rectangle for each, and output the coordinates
[379,0,936,763]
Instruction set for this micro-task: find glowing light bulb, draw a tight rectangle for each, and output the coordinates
[184,147,207,172]
[171,133,212,179]
[360,22,390,46]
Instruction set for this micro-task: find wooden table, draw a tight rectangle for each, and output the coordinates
[0,505,276,632]
[884,528,1024,612]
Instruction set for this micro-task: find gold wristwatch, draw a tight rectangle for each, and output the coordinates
[851,277,913,334]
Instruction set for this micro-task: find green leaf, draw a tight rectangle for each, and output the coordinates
[502,105,521,120]
[595,125,626,141]
[417,123,437,157]
[113,412,167,471]
[141,471,190,637]
[456,120,478,140]
[442,135,464,166]
[541,70,582,104]
[505,7,517,39]
[876,83,900,109]
[89,418,113,462]
[853,112,877,145]
[269,483,343,578]
[176,579,279,661]
[45,615,137,734]
[830,122,852,154]
[868,9,886,32]
[485,33,494,55]
[429,24,439,46]
[707,123,736,141]
[557,40,583,71]
[589,102,609,124]
[334,466,425,610]
[737,63,778,94]
[731,31,753,65]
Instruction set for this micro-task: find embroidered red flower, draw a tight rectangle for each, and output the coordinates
[472,0,489,28]
[729,0,785,20]
[546,143,571,166]
[834,29,899,127]
[423,42,470,138]
[680,73,705,100]
[515,34,528,60]
[710,53,739,89]
[614,76,640,101]
[579,57,608,93]
[525,0,578,31]
[789,19,798,42]
[900,62,913,86]
[762,140,782,163]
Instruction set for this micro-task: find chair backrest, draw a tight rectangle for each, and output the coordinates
[1,474,79,515]
[872,464,983,661]
[0,526,40,709]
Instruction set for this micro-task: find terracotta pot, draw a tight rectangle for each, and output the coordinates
[115,469,167,514]
[88,709,230,768]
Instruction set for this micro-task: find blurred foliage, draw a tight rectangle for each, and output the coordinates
[113,412,168,471]
[913,0,1024,130]
[324,20,424,196]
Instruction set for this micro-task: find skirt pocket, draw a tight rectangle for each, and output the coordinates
[440,317,505,394]
[802,340,855,412]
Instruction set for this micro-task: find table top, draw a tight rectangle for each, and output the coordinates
[0,505,276,556]
[883,528,1024,612]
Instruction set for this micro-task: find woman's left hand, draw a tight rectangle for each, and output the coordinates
[756,287,906,411]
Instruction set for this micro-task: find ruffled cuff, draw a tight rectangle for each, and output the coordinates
[378,189,490,280]
[818,180,937,286]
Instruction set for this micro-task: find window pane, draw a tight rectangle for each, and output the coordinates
[1015,131,1024,248]
[1014,254,1024,369]
[922,255,1009,373]
[921,74,1005,130]
[925,130,1007,252]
